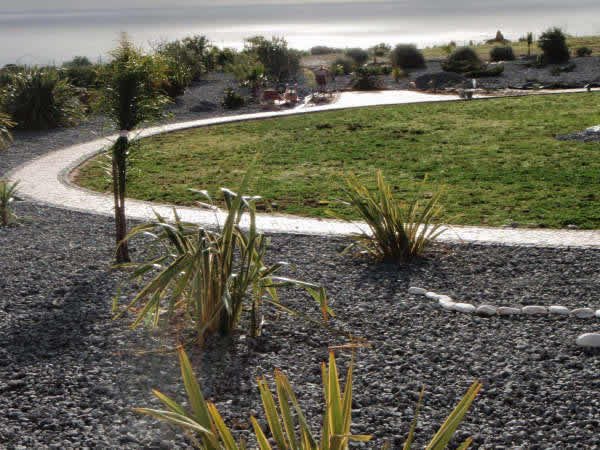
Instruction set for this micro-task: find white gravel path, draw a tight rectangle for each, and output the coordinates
[7,90,600,248]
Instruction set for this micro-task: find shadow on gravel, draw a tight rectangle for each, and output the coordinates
[1,271,114,363]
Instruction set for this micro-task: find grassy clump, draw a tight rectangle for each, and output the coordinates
[330,56,354,76]
[344,48,369,67]
[0,180,19,226]
[1,67,85,130]
[390,44,426,69]
[76,93,600,229]
[576,46,593,57]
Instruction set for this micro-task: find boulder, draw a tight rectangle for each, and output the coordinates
[549,305,570,315]
[408,287,427,295]
[414,72,466,90]
[571,308,595,319]
[476,305,497,316]
[522,306,548,315]
[576,333,600,348]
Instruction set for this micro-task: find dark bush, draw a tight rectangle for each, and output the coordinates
[550,63,577,76]
[351,66,384,90]
[390,44,426,69]
[59,63,99,88]
[2,68,85,130]
[490,46,515,62]
[467,64,504,78]
[538,27,570,64]
[216,48,236,69]
[442,47,483,73]
[222,87,245,109]
[329,56,354,75]
[381,65,392,75]
[576,46,593,57]
[415,72,466,90]
[310,45,341,55]
[344,48,369,66]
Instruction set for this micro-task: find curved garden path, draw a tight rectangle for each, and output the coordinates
[8,90,600,248]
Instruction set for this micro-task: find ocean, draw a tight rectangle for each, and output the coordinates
[1,1,600,66]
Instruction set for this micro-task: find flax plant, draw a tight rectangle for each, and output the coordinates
[337,170,445,263]
[0,179,19,226]
[113,180,332,342]
[137,348,482,449]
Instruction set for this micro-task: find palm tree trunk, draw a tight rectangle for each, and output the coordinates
[113,135,130,263]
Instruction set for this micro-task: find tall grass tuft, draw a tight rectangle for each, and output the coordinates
[337,170,445,263]
[137,348,481,449]
[0,113,15,150]
[2,67,85,130]
[113,178,332,343]
[0,180,19,226]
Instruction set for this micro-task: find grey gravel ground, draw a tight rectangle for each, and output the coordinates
[1,72,600,449]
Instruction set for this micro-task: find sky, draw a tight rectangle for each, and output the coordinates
[2,0,375,11]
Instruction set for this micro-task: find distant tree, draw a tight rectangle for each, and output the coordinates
[370,43,391,64]
[538,27,570,64]
[344,48,369,67]
[244,36,300,82]
[526,32,534,57]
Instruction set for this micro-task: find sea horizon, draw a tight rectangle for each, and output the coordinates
[2,1,600,66]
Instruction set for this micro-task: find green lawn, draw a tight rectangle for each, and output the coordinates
[76,93,600,229]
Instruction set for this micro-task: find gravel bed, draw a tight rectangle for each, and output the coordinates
[1,72,600,448]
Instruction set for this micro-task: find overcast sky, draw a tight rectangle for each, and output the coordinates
[3,0,374,11]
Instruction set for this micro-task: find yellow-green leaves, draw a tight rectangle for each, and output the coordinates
[0,179,19,226]
[336,170,445,263]
[0,112,15,151]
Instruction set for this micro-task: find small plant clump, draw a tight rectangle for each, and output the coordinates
[222,87,245,109]
[538,27,570,64]
[329,56,354,76]
[0,112,15,150]
[351,66,384,90]
[490,46,515,62]
[138,348,482,449]
[392,67,406,82]
[576,46,593,57]
[390,44,426,69]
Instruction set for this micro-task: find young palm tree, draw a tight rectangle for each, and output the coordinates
[102,35,169,262]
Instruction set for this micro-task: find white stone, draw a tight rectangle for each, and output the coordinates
[596,310,600,318]
[439,298,456,311]
[498,307,521,316]
[452,303,476,313]
[437,295,454,302]
[576,333,600,348]
[522,305,548,315]
[571,308,595,319]
[476,305,497,316]
[408,287,427,295]
[549,305,570,315]
[426,292,442,300]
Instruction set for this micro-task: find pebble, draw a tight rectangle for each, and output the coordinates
[425,292,442,300]
[596,310,600,318]
[476,305,497,316]
[452,303,476,313]
[576,333,600,348]
[522,306,548,315]
[498,307,521,316]
[439,298,456,311]
[549,306,570,315]
[408,287,427,295]
[571,308,595,319]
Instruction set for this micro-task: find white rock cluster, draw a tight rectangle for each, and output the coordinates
[407,286,600,348]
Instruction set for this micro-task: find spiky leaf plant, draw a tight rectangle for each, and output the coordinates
[137,348,481,449]
[336,170,445,263]
[113,179,332,343]
[0,112,15,150]
[0,179,19,226]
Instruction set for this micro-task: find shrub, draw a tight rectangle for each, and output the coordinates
[538,27,570,64]
[216,48,236,69]
[222,87,244,109]
[113,182,332,342]
[576,46,593,57]
[244,36,300,82]
[392,67,406,82]
[310,45,341,55]
[442,47,483,73]
[550,63,576,76]
[344,47,369,66]
[229,56,265,96]
[60,56,99,88]
[351,66,384,90]
[138,348,482,449]
[336,170,445,263]
[468,64,504,78]
[381,65,392,75]
[0,112,15,150]
[390,44,426,69]
[329,56,354,76]
[0,179,19,226]
[370,42,391,64]
[1,67,85,130]
[490,46,515,62]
